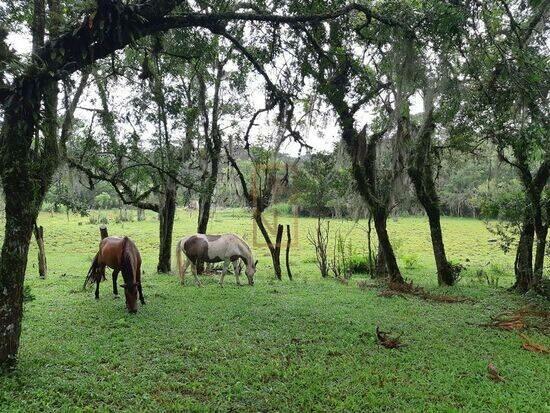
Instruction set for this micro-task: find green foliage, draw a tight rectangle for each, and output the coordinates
[94,192,112,210]
[266,202,293,216]
[291,152,350,217]
[348,254,373,274]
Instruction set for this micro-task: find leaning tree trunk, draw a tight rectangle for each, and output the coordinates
[374,243,388,278]
[157,184,176,273]
[254,213,283,280]
[373,209,404,284]
[425,209,455,286]
[410,166,455,285]
[513,219,535,292]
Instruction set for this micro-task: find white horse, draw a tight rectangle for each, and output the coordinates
[175,234,257,286]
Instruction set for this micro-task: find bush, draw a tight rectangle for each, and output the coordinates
[348,255,373,274]
[115,208,134,223]
[267,202,293,216]
[89,213,109,225]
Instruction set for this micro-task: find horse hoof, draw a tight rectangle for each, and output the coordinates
[113,294,120,299]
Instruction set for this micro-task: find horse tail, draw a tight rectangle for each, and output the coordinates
[176,239,184,279]
[83,253,102,289]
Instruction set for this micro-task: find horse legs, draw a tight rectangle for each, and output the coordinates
[95,265,106,299]
[136,263,145,305]
[232,260,242,286]
[180,258,190,285]
[138,284,145,305]
[220,259,230,287]
[191,261,202,287]
[112,269,120,297]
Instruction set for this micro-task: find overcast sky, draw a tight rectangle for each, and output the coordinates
[6,26,422,157]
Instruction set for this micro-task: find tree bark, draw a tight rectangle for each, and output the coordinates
[373,210,403,283]
[254,213,283,279]
[513,219,535,292]
[197,191,214,234]
[286,224,292,280]
[0,210,36,370]
[33,224,47,279]
[408,159,455,286]
[374,242,388,278]
[0,98,48,369]
[534,225,547,281]
[157,184,176,273]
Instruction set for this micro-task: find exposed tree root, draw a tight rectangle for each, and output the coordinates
[357,279,472,303]
[481,305,550,333]
[385,280,473,303]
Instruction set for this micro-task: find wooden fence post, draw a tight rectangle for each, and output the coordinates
[286,224,292,280]
[100,225,109,240]
[33,223,47,279]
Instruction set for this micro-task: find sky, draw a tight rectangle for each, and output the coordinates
[6,23,422,157]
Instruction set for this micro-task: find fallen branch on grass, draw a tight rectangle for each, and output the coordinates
[519,334,550,354]
[376,326,405,349]
[481,306,549,332]
[384,280,473,303]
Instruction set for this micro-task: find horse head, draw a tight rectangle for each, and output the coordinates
[245,259,258,285]
[119,282,139,313]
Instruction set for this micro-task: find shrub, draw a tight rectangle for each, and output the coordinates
[89,213,109,225]
[348,255,373,274]
[115,208,134,223]
[267,202,293,216]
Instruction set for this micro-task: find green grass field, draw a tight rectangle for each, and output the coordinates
[0,209,548,412]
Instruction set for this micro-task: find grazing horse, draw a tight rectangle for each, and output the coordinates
[84,236,145,313]
[175,234,257,286]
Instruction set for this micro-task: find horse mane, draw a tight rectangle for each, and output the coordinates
[231,234,253,262]
[119,236,135,285]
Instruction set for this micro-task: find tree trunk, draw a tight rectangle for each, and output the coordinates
[374,243,387,278]
[197,194,213,234]
[0,76,49,370]
[373,210,403,284]
[533,225,547,282]
[0,212,36,370]
[285,224,292,280]
[157,185,176,273]
[513,219,535,292]
[33,224,47,279]
[426,210,455,286]
[254,213,283,279]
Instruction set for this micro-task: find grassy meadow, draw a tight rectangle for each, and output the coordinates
[0,208,548,412]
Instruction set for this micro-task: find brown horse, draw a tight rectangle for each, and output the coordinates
[84,236,145,313]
